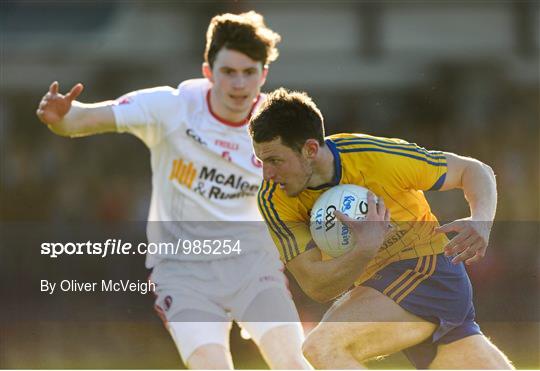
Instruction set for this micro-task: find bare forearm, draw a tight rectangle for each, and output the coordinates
[289,248,375,302]
[436,153,497,264]
[314,250,374,301]
[50,101,117,137]
[462,161,497,222]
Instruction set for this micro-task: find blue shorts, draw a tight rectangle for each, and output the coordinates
[362,253,482,369]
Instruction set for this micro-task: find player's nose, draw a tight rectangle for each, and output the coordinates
[232,75,246,89]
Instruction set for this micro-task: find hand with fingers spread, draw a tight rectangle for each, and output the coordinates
[334,192,391,259]
[435,217,492,265]
[36,81,84,127]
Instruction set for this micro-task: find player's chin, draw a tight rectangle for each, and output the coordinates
[228,95,251,107]
[227,101,250,113]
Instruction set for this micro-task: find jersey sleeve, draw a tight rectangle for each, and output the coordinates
[370,139,448,191]
[112,86,179,148]
[257,181,313,263]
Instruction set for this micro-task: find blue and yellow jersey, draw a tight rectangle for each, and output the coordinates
[258,133,450,284]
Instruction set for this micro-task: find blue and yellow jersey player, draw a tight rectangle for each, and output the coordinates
[249,88,514,369]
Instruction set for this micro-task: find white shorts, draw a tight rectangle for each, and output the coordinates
[151,250,302,362]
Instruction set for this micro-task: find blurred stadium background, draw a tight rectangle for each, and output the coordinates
[1,0,538,369]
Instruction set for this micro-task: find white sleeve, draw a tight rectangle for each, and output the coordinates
[111,86,179,148]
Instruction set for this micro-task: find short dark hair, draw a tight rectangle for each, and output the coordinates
[205,11,281,68]
[249,88,326,151]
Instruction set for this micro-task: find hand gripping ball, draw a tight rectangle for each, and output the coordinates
[310,184,376,257]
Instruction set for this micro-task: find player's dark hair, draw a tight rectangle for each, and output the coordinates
[205,11,281,68]
[249,88,326,152]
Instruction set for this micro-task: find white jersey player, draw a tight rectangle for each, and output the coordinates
[36,11,310,370]
[114,78,270,266]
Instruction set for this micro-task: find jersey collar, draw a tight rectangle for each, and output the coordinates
[206,90,261,127]
[307,139,342,190]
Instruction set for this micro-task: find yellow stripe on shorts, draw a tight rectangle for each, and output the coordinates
[395,255,437,303]
[381,255,437,303]
[383,256,425,296]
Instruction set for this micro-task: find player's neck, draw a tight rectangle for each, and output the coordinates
[208,89,251,125]
[308,145,336,188]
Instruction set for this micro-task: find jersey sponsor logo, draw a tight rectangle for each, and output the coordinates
[251,154,262,168]
[169,159,197,188]
[186,128,207,146]
[221,151,232,162]
[169,158,259,200]
[206,186,257,200]
[199,166,258,192]
[381,228,407,250]
[215,139,239,151]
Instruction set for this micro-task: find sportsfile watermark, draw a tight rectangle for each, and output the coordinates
[0,221,537,323]
[40,238,242,258]
[40,278,156,295]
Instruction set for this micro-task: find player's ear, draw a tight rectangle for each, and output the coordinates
[259,65,269,86]
[202,63,213,82]
[303,139,319,159]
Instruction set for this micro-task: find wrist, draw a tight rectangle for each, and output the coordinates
[470,215,494,224]
[351,243,378,261]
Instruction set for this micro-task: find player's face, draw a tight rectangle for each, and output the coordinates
[204,48,268,117]
[254,138,313,197]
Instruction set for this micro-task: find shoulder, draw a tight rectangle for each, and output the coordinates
[328,133,417,180]
[177,78,210,99]
[256,92,267,108]
[113,86,180,121]
[172,78,210,113]
[328,133,409,149]
[329,132,428,162]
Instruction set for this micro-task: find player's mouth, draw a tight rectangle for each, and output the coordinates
[229,94,249,105]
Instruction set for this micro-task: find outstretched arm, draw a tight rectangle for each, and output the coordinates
[36,81,117,137]
[435,152,497,265]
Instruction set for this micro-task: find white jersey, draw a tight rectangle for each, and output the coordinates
[112,78,272,266]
